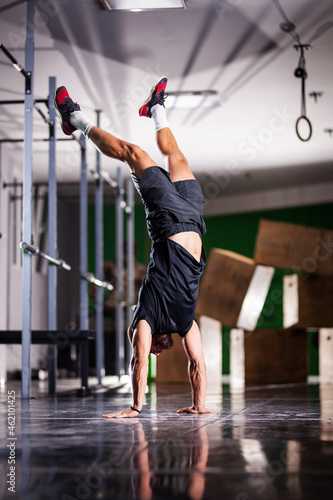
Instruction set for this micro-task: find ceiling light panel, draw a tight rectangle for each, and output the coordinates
[101,0,186,11]
[166,91,221,109]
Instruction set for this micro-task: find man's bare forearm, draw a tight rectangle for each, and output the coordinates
[188,359,207,411]
[177,322,211,415]
[131,359,149,411]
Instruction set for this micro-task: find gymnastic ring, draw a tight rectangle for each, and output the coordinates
[296,115,312,142]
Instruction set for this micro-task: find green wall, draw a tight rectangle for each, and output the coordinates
[202,202,333,259]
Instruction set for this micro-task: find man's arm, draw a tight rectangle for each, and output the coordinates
[177,321,211,414]
[103,321,151,418]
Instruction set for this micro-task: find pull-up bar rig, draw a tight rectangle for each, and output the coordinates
[0,96,57,142]
[0,1,35,399]
[2,21,135,389]
[0,42,31,93]
[20,242,71,271]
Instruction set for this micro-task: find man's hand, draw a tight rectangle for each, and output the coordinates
[177,406,211,414]
[103,408,140,419]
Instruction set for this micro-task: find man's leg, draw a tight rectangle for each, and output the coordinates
[155,127,195,183]
[139,77,195,182]
[88,126,157,179]
[54,86,156,179]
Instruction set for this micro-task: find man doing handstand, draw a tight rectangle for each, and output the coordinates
[54,77,210,418]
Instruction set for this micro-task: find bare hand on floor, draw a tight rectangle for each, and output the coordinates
[177,406,211,414]
[103,408,139,418]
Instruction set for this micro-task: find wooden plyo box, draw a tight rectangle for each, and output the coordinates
[196,249,274,330]
[230,328,308,385]
[196,249,254,326]
[156,334,188,383]
[254,220,333,276]
[155,316,223,385]
[283,274,333,329]
[244,329,308,384]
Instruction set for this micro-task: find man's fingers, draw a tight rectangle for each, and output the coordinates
[177,407,211,414]
[102,409,139,418]
[177,407,196,414]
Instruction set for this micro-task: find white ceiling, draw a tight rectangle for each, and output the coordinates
[1,0,333,203]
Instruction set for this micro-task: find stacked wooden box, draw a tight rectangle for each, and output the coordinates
[195,220,333,385]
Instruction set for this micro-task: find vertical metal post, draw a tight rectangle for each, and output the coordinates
[115,166,125,377]
[126,178,134,372]
[21,0,34,399]
[79,134,88,389]
[48,76,57,394]
[95,110,104,384]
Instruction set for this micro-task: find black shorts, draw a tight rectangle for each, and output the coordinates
[131,166,207,337]
[131,166,206,243]
[132,238,206,337]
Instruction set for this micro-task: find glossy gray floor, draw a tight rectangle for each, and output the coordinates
[1,379,333,500]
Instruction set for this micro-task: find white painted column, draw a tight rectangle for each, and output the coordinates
[230,328,245,388]
[319,328,333,383]
[199,315,222,387]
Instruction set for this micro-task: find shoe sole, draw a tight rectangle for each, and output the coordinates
[139,76,168,117]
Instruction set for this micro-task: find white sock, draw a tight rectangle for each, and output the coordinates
[151,104,169,133]
[70,110,94,137]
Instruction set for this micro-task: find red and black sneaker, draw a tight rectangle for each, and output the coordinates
[139,77,168,118]
[54,86,80,135]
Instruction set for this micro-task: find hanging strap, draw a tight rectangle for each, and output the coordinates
[295,46,313,142]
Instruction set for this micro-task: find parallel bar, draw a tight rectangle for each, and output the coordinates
[100,169,118,188]
[4,180,101,188]
[79,135,89,388]
[20,242,71,270]
[115,167,125,377]
[0,41,30,80]
[48,77,57,394]
[126,177,134,372]
[0,138,75,143]
[0,99,47,105]
[21,0,35,400]
[83,273,113,291]
[95,109,104,384]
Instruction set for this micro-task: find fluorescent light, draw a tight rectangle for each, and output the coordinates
[166,91,220,109]
[99,0,112,9]
[100,0,186,11]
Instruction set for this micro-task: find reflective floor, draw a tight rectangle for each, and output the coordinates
[1,379,333,500]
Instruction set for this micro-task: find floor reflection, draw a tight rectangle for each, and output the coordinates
[114,419,209,500]
[1,381,333,499]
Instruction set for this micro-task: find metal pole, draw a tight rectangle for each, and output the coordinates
[79,133,89,394]
[115,167,125,377]
[21,0,34,399]
[80,134,88,334]
[126,178,134,372]
[48,76,57,394]
[95,110,104,384]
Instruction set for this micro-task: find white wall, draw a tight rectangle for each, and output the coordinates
[203,180,333,217]
[0,144,48,376]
